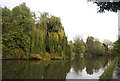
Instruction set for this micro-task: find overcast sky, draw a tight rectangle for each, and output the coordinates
[0,0,118,42]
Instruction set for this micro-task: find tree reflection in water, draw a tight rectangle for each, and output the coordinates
[3,60,71,79]
[2,56,115,79]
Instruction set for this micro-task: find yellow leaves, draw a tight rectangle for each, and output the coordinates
[58,30,64,38]
[30,54,42,60]
[54,33,58,41]
[48,32,59,41]
[41,52,51,60]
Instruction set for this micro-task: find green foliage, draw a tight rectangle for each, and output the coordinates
[2,3,71,60]
[86,36,95,55]
[2,7,11,34]
[11,3,34,33]
[2,3,34,59]
[94,41,105,55]
[113,37,120,54]
[73,36,86,55]
[99,59,116,80]
[31,12,71,60]
[70,36,109,57]
[86,36,105,56]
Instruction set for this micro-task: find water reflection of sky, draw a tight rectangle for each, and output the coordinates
[2,57,113,79]
[66,67,105,79]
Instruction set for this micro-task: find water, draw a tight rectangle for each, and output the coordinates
[2,56,115,79]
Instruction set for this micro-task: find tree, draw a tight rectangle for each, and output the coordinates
[2,3,71,60]
[94,40,105,55]
[2,7,11,34]
[86,36,105,56]
[69,40,75,52]
[47,16,62,32]
[2,3,34,58]
[87,0,120,55]
[113,37,120,54]
[103,39,113,52]
[86,36,95,55]
[73,36,86,56]
[11,3,34,33]
[87,0,120,13]
[2,7,12,57]
[31,12,71,59]
[11,3,34,58]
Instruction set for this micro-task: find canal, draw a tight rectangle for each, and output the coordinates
[2,56,116,79]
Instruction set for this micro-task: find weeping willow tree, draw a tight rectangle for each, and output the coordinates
[30,12,71,60]
[2,3,71,60]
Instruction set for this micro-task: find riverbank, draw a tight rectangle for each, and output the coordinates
[1,56,66,60]
[99,58,117,80]
[112,56,120,80]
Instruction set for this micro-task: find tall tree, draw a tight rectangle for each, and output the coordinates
[2,7,12,57]
[86,36,105,56]
[2,7,11,34]
[86,36,95,55]
[73,36,86,56]
[2,3,34,58]
[11,3,34,33]
[113,37,120,54]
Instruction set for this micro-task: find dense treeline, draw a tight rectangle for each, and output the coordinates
[69,36,118,57]
[2,3,119,60]
[2,3,71,60]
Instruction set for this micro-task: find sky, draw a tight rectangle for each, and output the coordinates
[0,0,118,42]
[66,67,105,79]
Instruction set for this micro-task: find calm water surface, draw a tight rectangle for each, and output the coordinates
[2,57,115,79]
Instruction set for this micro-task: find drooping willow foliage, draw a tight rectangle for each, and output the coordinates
[31,12,71,60]
[2,3,71,60]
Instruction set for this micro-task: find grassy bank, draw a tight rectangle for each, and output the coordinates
[99,59,116,81]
